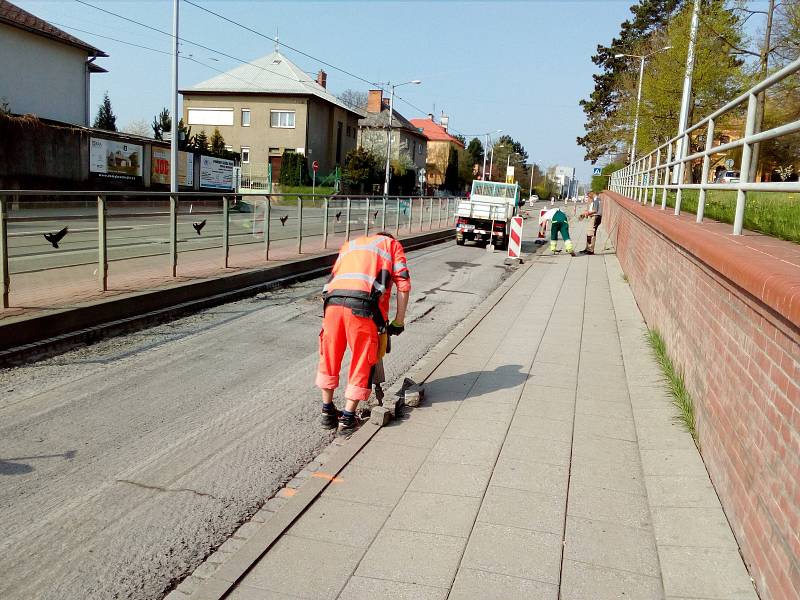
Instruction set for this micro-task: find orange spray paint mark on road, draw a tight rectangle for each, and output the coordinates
[312,472,344,484]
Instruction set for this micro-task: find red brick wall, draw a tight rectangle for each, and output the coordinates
[604,191,800,600]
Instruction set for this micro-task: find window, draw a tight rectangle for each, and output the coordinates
[241,109,251,127]
[187,108,234,126]
[241,146,250,163]
[270,110,295,128]
[269,147,280,154]
[336,121,343,164]
[346,125,351,138]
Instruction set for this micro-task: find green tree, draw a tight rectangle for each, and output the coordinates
[592,162,623,192]
[466,137,484,166]
[278,151,308,186]
[578,0,683,162]
[93,91,117,131]
[193,129,209,152]
[343,147,378,193]
[152,107,171,140]
[491,135,529,181]
[210,127,226,155]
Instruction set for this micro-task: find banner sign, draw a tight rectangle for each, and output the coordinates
[90,138,143,181]
[199,155,234,190]
[151,148,194,186]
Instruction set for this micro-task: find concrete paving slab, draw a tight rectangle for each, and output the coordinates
[567,482,652,530]
[564,516,660,577]
[338,576,447,600]
[460,522,562,584]
[453,400,517,421]
[408,461,493,498]
[573,413,638,442]
[428,436,501,467]
[240,535,361,599]
[500,432,572,466]
[651,506,740,549]
[440,415,511,442]
[514,396,575,420]
[644,475,722,508]
[383,491,481,538]
[477,485,565,535]
[490,456,569,496]
[227,584,301,599]
[639,448,710,478]
[508,414,574,442]
[322,465,411,508]
[348,440,429,476]
[355,528,465,588]
[373,421,445,449]
[286,496,391,549]
[559,560,663,600]
[636,423,698,451]
[572,435,642,472]
[449,567,558,600]
[658,547,758,599]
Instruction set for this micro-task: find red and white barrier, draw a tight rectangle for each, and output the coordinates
[536,209,548,243]
[507,216,524,259]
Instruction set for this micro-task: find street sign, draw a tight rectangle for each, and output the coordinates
[593,167,602,176]
[312,160,319,172]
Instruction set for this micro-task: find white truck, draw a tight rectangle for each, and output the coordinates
[455,180,521,249]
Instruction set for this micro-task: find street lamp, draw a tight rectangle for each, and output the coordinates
[615,46,672,163]
[382,80,422,196]
[489,144,504,182]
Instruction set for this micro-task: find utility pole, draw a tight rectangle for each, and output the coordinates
[631,55,645,163]
[482,133,489,180]
[383,84,394,197]
[674,0,700,183]
[750,0,776,181]
[170,0,179,194]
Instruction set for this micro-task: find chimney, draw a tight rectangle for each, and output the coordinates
[367,89,383,113]
[440,114,449,131]
[316,70,327,89]
[428,113,434,121]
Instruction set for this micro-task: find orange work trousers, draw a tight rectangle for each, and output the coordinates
[315,305,379,401]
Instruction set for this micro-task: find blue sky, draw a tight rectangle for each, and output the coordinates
[19,0,645,183]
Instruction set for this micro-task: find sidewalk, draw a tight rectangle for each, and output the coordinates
[180,218,757,600]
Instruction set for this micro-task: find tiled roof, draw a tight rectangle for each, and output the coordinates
[410,118,465,147]
[183,50,363,117]
[0,0,107,56]
[359,107,424,137]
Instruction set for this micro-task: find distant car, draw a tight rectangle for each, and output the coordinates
[528,194,539,206]
[715,170,740,184]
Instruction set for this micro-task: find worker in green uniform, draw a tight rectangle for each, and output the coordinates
[550,208,575,256]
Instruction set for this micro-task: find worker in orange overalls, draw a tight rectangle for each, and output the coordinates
[316,232,411,436]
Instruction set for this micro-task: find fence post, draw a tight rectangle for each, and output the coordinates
[734,93,758,235]
[382,197,387,231]
[428,198,433,230]
[651,148,661,206]
[297,196,303,254]
[0,195,8,308]
[322,196,329,249]
[169,193,178,277]
[419,198,424,231]
[643,155,653,203]
[408,198,413,233]
[395,197,401,237]
[437,197,442,227]
[97,194,108,291]
[345,197,351,241]
[222,196,230,267]
[264,195,271,260]
[674,132,689,216]
[365,196,371,237]
[661,142,673,210]
[697,118,715,223]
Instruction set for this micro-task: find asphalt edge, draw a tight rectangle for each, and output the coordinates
[0,229,454,366]
[181,248,538,600]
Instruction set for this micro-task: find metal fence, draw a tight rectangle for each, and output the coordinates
[610,55,800,235]
[0,191,462,309]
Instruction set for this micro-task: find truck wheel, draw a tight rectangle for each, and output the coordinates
[456,238,465,246]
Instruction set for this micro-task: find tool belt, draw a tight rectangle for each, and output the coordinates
[323,290,387,332]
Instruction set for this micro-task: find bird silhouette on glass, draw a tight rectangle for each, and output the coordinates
[192,220,206,235]
[373,210,378,220]
[280,215,289,226]
[335,211,342,222]
[43,226,68,248]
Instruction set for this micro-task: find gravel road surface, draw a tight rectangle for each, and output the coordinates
[0,239,512,600]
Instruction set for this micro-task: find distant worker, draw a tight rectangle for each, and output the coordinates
[550,196,555,205]
[549,208,575,256]
[580,192,603,255]
[316,233,410,436]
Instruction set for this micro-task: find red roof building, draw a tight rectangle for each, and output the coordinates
[410,115,464,190]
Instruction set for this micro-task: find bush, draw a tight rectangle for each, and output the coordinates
[279,151,308,186]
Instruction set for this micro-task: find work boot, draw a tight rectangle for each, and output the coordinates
[320,404,341,429]
[337,412,357,438]
[565,240,576,256]
[549,241,557,253]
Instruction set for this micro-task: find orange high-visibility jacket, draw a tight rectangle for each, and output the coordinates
[323,235,410,321]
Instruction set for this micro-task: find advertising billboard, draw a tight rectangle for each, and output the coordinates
[151,148,194,187]
[199,155,234,190]
[90,138,143,182]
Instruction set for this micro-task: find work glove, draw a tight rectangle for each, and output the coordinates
[387,320,405,336]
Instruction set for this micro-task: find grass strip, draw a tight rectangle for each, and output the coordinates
[646,328,699,447]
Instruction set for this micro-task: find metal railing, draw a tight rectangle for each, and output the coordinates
[0,191,462,309]
[609,55,800,235]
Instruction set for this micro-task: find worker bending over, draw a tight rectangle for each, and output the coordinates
[550,208,575,256]
[580,192,603,255]
[316,233,410,436]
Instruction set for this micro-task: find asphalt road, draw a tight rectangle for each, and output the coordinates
[0,238,517,600]
[8,198,448,273]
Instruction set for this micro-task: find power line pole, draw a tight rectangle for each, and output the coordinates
[171,0,179,194]
[383,84,394,197]
[750,0,776,181]
[674,0,700,183]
